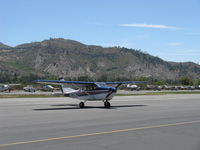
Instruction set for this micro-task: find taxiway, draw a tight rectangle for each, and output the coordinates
[0,94,200,150]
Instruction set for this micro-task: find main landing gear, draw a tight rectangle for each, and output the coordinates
[104,101,111,108]
[79,101,111,108]
[79,102,85,108]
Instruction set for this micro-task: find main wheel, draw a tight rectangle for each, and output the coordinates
[79,102,85,108]
[104,101,111,108]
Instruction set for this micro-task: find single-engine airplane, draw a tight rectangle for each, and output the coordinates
[0,84,10,92]
[33,78,146,108]
[0,84,21,92]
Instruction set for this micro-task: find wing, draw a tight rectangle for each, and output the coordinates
[104,81,147,88]
[105,81,147,85]
[33,80,97,89]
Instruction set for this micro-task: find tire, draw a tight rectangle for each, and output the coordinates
[79,102,85,108]
[104,101,111,108]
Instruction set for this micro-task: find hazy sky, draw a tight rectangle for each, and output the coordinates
[1,0,200,63]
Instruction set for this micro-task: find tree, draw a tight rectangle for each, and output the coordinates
[195,79,200,85]
[180,77,193,85]
[153,80,166,85]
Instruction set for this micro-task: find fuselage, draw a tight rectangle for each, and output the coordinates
[66,86,117,101]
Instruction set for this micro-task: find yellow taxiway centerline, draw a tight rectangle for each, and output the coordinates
[1,120,200,147]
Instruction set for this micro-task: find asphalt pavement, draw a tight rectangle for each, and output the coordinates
[0,94,200,150]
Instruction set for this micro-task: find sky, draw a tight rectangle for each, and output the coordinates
[1,0,200,63]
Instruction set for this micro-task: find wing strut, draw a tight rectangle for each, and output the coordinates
[115,83,122,89]
[105,83,122,100]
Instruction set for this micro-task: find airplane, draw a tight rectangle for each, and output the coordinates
[0,84,10,92]
[33,78,146,108]
[0,84,21,92]
[127,84,141,91]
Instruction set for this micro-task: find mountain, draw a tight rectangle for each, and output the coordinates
[0,38,200,82]
[0,42,12,49]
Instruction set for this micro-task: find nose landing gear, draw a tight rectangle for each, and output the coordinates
[104,101,111,108]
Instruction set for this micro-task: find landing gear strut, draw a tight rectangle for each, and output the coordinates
[104,101,111,108]
[79,102,85,108]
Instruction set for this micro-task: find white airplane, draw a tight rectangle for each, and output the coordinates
[33,79,146,108]
[0,84,10,92]
[127,84,140,91]
[0,84,21,92]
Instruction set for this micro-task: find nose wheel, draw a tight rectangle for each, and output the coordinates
[79,102,85,108]
[104,101,111,108]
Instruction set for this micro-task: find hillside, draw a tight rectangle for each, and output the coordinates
[0,38,200,82]
[0,42,12,49]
